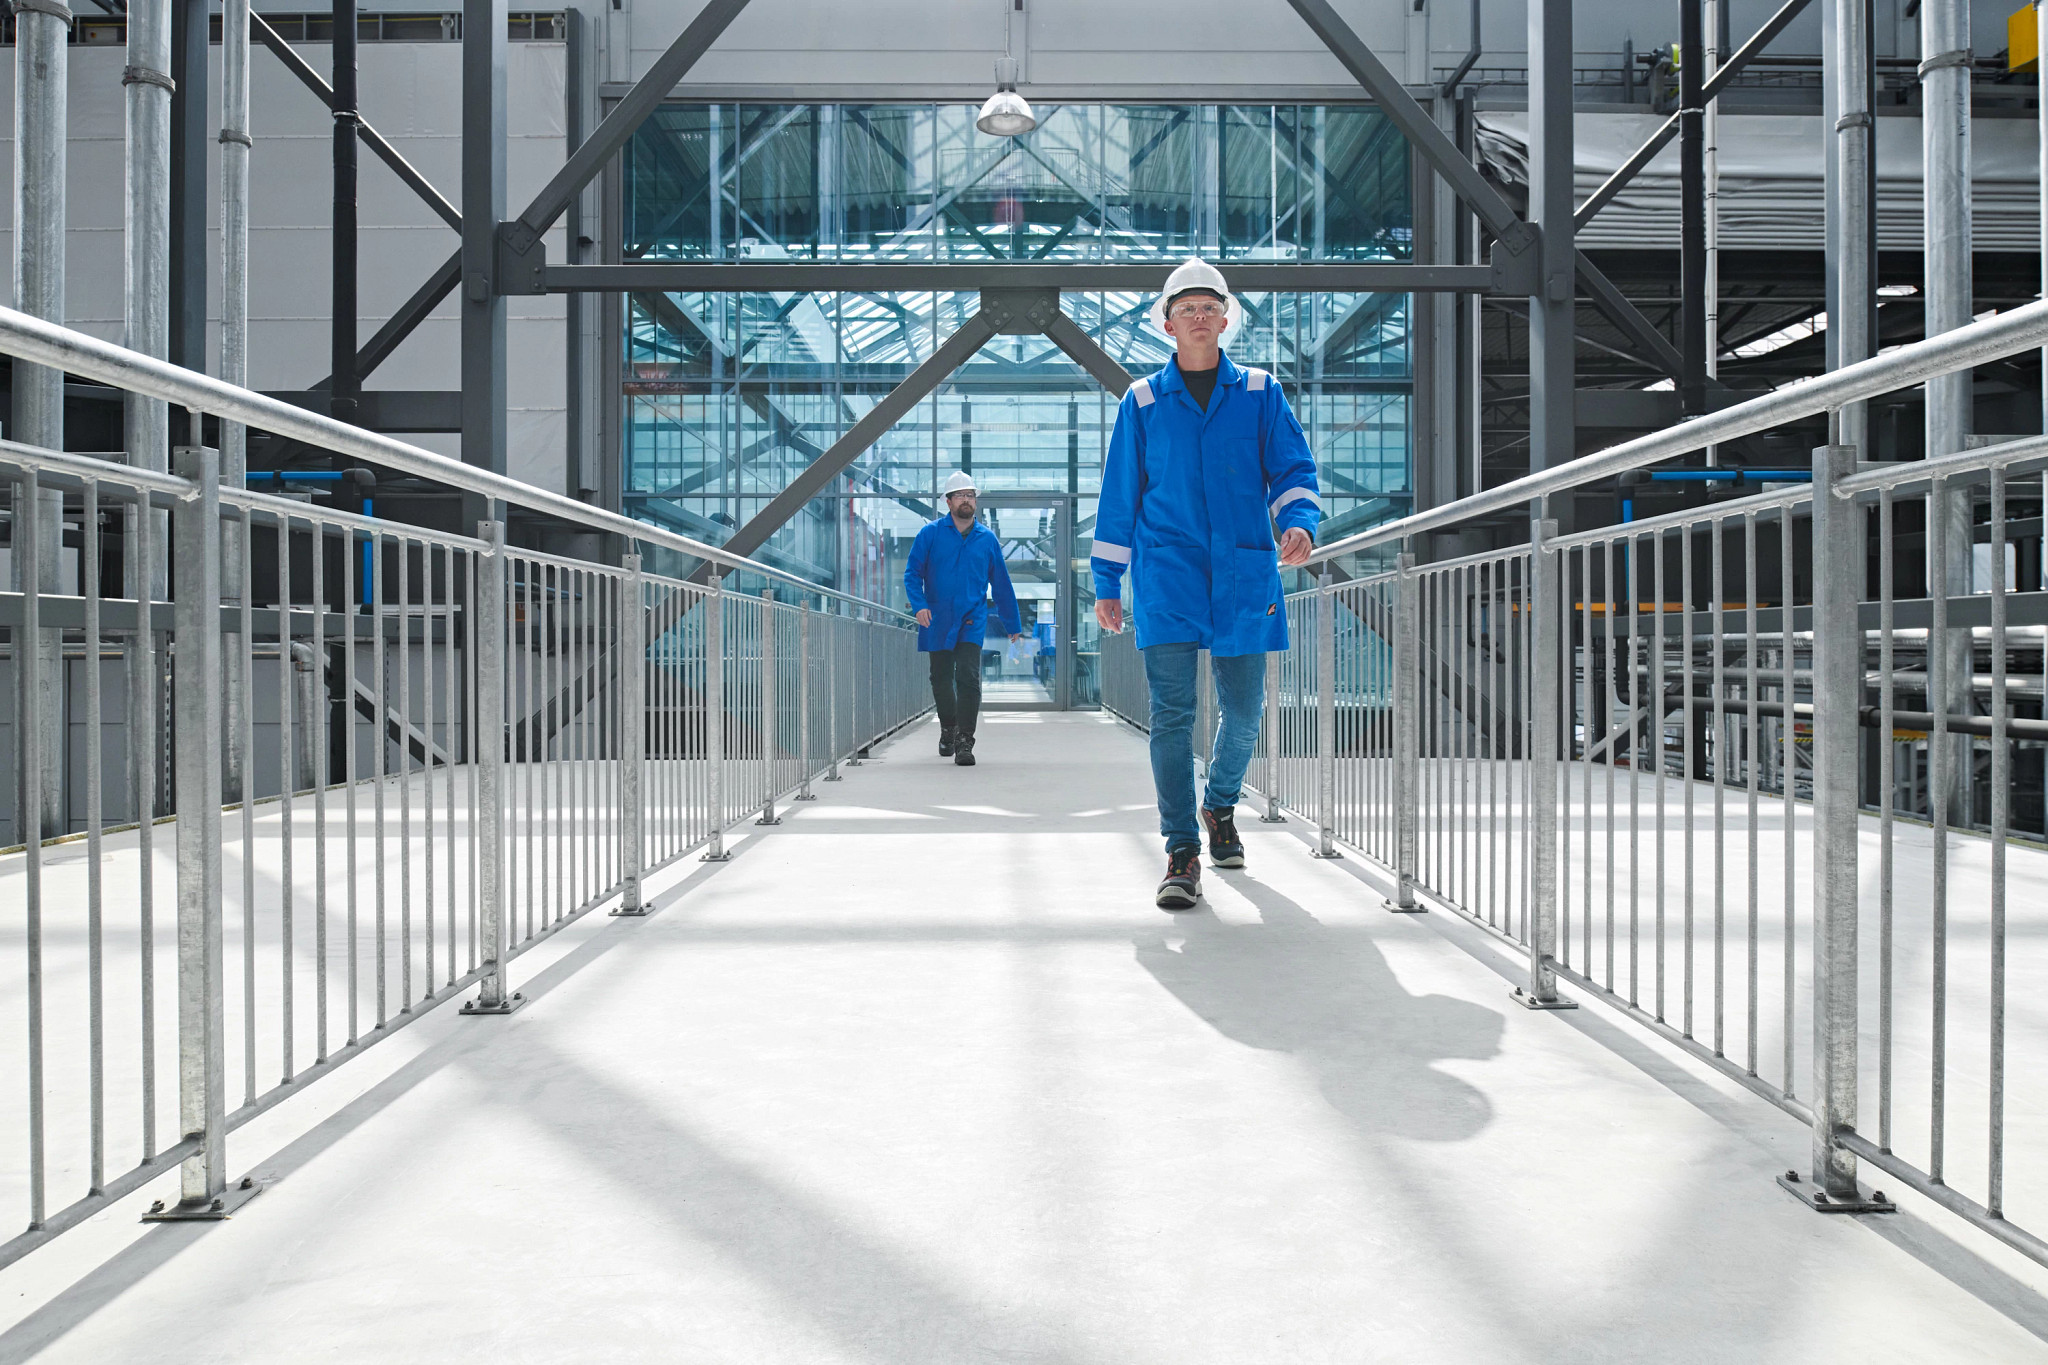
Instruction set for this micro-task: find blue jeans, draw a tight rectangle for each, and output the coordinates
[1143,643,1266,852]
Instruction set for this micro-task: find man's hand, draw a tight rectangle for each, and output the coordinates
[915,609,932,627]
[1008,633,1023,643]
[1279,527,1313,567]
[1095,599,1123,633]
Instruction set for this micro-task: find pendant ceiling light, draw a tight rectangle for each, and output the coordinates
[976,49,1035,138]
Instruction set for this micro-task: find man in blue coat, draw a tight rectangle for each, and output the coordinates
[1092,258,1320,909]
[904,471,1024,767]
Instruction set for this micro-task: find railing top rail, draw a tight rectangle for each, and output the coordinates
[0,305,912,624]
[1304,297,2048,566]
[0,436,197,499]
[1835,432,2048,498]
[1548,482,1813,551]
[226,484,494,552]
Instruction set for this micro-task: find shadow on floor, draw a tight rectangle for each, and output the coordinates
[1135,873,1503,1143]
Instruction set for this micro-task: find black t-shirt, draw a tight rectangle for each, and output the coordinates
[1181,364,1219,411]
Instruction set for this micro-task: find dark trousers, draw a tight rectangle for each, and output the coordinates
[928,640,982,739]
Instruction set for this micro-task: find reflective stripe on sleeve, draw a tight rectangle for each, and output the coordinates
[1269,486,1320,517]
[1245,368,1269,391]
[1093,541,1133,564]
[1130,378,1154,407]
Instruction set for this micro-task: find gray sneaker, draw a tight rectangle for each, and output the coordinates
[1155,844,1202,910]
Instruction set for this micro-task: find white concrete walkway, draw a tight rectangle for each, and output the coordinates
[3,712,2048,1363]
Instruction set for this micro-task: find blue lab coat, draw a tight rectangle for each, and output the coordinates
[903,514,1024,652]
[1091,352,1322,656]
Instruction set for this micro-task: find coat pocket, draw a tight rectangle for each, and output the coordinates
[1232,545,1284,623]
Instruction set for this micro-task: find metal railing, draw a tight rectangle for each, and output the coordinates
[0,308,927,1265]
[1100,297,2048,1267]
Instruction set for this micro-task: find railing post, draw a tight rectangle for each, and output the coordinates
[703,573,731,861]
[1387,551,1423,911]
[758,587,781,826]
[824,610,843,782]
[847,616,866,764]
[1787,443,1890,1209]
[1312,569,1342,859]
[1515,517,1576,1009]
[463,518,522,1013]
[796,600,817,800]
[1259,649,1285,822]
[612,554,650,916]
[154,438,257,1218]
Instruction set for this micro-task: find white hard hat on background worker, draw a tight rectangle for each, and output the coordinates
[1149,257,1242,337]
[942,470,977,498]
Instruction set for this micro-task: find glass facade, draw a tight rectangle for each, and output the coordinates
[620,102,1413,702]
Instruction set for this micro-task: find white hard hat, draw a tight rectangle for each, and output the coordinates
[941,470,977,497]
[1149,257,1242,338]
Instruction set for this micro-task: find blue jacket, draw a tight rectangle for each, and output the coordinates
[1091,352,1322,656]
[903,514,1024,652]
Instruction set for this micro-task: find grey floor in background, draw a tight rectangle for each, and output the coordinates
[2,712,2046,1364]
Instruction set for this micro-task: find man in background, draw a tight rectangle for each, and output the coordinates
[905,471,1024,767]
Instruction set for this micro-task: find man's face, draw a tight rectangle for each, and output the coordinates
[1163,293,1230,346]
[948,489,978,519]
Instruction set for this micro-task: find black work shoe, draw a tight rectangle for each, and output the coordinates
[1156,844,1203,910]
[1202,806,1246,868]
[954,736,977,767]
[939,726,956,757]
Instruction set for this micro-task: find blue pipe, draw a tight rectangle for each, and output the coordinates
[246,469,352,482]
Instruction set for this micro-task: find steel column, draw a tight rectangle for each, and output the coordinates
[1922,0,1975,822]
[332,0,361,423]
[1312,572,1341,859]
[1388,553,1422,911]
[125,0,173,488]
[221,0,253,803]
[613,555,649,915]
[14,0,68,839]
[1680,0,1708,414]
[464,519,521,1013]
[168,0,206,373]
[1516,518,1576,1008]
[461,0,508,498]
[1527,0,1577,499]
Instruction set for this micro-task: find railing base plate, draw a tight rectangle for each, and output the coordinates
[1511,987,1579,1011]
[609,902,655,918]
[701,850,731,863]
[1382,898,1426,914]
[1777,1170,1896,1214]
[1310,847,1343,860]
[795,792,818,801]
[1259,812,1286,824]
[143,1176,263,1223]
[461,991,527,1016]
[757,814,782,826]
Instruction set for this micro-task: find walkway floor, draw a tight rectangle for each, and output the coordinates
[4,713,2048,1363]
